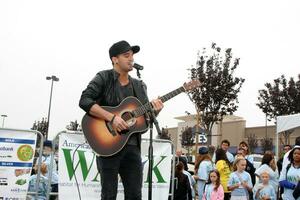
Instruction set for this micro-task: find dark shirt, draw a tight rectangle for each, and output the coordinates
[119,81,138,145]
[174,173,192,200]
[277,157,283,174]
[245,159,256,185]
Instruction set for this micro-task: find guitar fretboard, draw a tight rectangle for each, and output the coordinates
[133,86,185,117]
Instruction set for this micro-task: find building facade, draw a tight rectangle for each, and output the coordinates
[167,114,300,154]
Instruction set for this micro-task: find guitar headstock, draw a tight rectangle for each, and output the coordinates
[183,79,201,92]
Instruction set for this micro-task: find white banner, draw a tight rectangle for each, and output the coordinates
[0,129,37,200]
[58,133,172,200]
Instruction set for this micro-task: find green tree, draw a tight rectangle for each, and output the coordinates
[181,126,195,155]
[247,133,258,154]
[66,120,81,131]
[31,117,48,146]
[257,74,300,144]
[261,136,273,153]
[188,42,245,144]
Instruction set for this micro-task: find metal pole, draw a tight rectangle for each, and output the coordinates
[1,114,7,128]
[195,111,200,153]
[46,75,59,140]
[265,113,268,137]
[46,130,65,200]
[276,117,279,160]
[46,79,54,140]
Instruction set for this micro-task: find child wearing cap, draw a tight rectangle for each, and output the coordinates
[42,140,59,199]
[193,146,215,200]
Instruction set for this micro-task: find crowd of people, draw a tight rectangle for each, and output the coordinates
[174,137,300,200]
[25,136,300,200]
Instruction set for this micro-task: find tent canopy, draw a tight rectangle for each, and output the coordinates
[276,113,300,134]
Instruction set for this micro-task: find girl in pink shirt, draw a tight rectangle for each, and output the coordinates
[202,170,224,200]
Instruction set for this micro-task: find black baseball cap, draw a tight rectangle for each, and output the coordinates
[109,40,140,60]
[198,146,208,154]
[43,140,52,148]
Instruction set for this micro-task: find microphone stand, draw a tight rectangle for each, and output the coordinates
[135,68,162,200]
[147,105,161,200]
[136,68,141,79]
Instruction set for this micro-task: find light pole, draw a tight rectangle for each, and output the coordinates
[46,75,59,140]
[1,114,7,128]
[265,113,268,138]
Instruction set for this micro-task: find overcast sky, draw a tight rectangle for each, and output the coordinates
[1,0,299,139]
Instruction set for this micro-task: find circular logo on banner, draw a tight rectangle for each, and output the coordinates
[17,145,34,161]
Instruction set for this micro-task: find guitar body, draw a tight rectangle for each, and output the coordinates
[81,96,149,157]
[81,79,200,157]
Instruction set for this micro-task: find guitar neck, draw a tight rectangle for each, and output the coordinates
[159,86,185,103]
[134,86,185,117]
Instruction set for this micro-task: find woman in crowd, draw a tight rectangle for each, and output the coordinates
[279,147,300,200]
[174,161,192,200]
[239,141,254,164]
[194,146,214,200]
[215,148,232,200]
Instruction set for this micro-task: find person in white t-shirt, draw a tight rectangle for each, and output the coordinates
[183,169,196,198]
[193,146,214,200]
[255,152,279,194]
[282,137,300,170]
[212,139,234,164]
[42,140,58,200]
[279,146,300,200]
[253,172,276,200]
[228,157,253,200]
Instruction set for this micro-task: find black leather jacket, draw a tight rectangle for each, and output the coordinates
[79,69,149,114]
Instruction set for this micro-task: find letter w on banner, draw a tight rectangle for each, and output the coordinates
[58,133,172,199]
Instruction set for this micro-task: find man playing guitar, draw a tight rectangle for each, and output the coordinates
[79,40,163,200]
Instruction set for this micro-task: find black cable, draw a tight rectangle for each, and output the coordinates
[72,141,87,200]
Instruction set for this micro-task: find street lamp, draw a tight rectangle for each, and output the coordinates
[1,114,7,128]
[46,75,59,140]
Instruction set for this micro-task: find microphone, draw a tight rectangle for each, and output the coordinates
[133,63,144,70]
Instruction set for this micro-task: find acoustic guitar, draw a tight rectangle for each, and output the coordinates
[81,80,200,156]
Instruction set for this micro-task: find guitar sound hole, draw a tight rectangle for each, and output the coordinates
[121,111,136,127]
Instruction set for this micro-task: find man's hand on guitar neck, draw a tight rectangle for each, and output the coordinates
[151,98,164,114]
